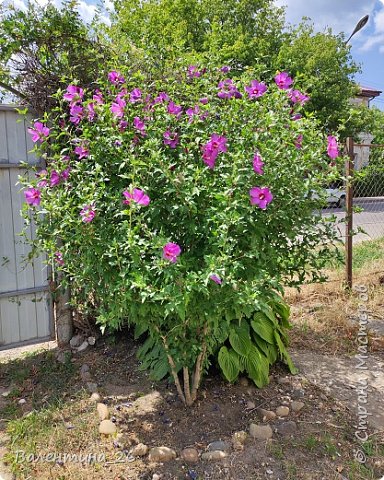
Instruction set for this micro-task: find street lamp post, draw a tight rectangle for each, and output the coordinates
[345,14,369,44]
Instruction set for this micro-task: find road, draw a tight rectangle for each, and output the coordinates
[322,199,384,243]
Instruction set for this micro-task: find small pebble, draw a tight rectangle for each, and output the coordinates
[276,406,290,417]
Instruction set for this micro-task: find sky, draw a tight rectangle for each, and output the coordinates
[4,0,384,109]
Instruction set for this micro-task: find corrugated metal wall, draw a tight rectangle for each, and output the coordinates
[0,105,53,349]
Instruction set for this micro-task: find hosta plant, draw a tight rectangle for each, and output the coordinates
[20,65,342,405]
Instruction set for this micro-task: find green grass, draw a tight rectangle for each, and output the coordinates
[352,237,384,270]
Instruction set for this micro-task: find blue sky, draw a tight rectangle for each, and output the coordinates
[5,0,384,109]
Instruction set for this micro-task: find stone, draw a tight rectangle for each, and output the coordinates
[246,401,256,409]
[249,424,273,440]
[238,377,249,387]
[181,448,199,463]
[207,440,230,452]
[291,401,305,413]
[276,421,297,436]
[1,391,11,398]
[148,446,177,463]
[152,475,161,480]
[231,431,248,445]
[80,366,92,382]
[77,340,89,352]
[97,403,109,421]
[55,350,71,364]
[90,392,101,402]
[201,451,228,461]
[258,408,276,421]
[86,382,98,393]
[130,443,148,457]
[277,377,291,385]
[276,406,290,417]
[70,334,84,348]
[292,389,305,399]
[99,420,117,435]
[87,336,96,346]
[18,399,26,405]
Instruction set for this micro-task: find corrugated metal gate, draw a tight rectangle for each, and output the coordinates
[0,105,53,349]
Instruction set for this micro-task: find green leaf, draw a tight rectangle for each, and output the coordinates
[251,312,275,344]
[218,346,240,382]
[274,301,292,329]
[245,345,270,388]
[137,336,156,360]
[134,322,148,340]
[229,321,252,356]
[274,331,298,374]
[150,356,170,381]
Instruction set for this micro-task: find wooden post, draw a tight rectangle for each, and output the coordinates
[345,137,354,289]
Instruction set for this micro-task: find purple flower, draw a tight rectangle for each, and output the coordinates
[210,274,222,284]
[80,204,95,223]
[123,188,150,206]
[217,79,242,99]
[288,89,310,105]
[253,153,264,175]
[93,90,104,105]
[291,113,302,121]
[55,251,64,266]
[87,102,95,121]
[186,105,200,122]
[154,92,169,104]
[36,169,48,188]
[167,101,183,117]
[24,187,41,206]
[274,72,293,90]
[249,187,273,209]
[220,66,231,73]
[118,120,128,132]
[163,242,181,263]
[61,168,70,181]
[202,134,227,169]
[245,80,267,99]
[111,97,126,118]
[108,71,125,85]
[74,145,89,159]
[69,104,84,125]
[63,85,84,104]
[28,122,50,143]
[199,97,209,104]
[133,117,146,135]
[50,170,61,187]
[327,136,339,159]
[163,130,180,149]
[129,88,142,103]
[295,134,303,149]
[187,65,202,78]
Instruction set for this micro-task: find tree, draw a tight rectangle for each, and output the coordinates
[0,0,109,114]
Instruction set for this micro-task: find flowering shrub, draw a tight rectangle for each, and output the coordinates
[21,66,341,405]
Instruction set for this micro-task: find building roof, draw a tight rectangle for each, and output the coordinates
[358,86,382,99]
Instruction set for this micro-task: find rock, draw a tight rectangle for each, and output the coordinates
[1,390,11,398]
[70,334,84,348]
[276,406,290,417]
[97,403,109,421]
[55,350,71,364]
[246,401,256,410]
[86,382,98,393]
[292,389,305,399]
[90,392,101,402]
[238,377,249,387]
[148,446,177,463]
[99,419,117,435]
[276,421,297,436]
[87,336,96,346]
[277,377,291,385]
[232,431,248,445]
[77,340,89,352]
[181,448,199,463]
[80,364,90,374]
[258,408,276,421]
[80,364,92,382]
[249,424,273,440]
[18,398,26,405]
[130,443,148,457]
[201,451,228,461]
[291,401,305,413]
[207,440,230,452]
[152,475,161,480]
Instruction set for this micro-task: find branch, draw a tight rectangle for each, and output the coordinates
[0,80,28,101]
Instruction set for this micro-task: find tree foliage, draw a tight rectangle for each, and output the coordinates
[0,0,109,114]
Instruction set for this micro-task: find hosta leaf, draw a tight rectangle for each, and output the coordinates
[251,312,275,344]
[274,331,298,374]
[229,322,252,356]
[245,345,270,388]
[218,346,241,382]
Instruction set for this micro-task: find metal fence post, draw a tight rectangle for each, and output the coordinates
[346,137,354,289]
